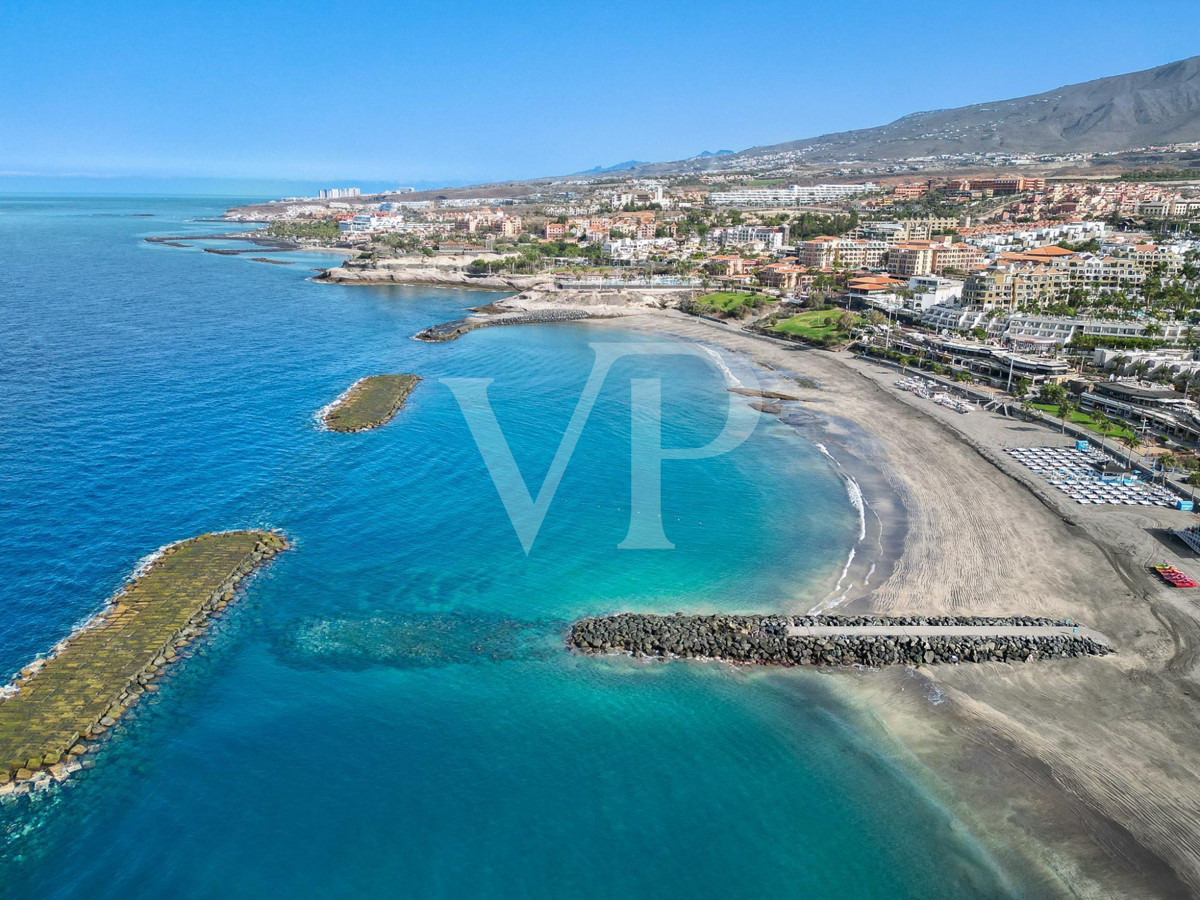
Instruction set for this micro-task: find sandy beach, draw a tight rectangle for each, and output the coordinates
[618,310,1200,899]
[420,286,1200,898]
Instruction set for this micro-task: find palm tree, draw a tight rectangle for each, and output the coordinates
[1120,432,1143,471]
[1091,409,1111,438]
[1056,399,1077,433]
[1161,452,1178,486]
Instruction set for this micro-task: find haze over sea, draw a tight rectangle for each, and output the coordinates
[0,197,1011,898]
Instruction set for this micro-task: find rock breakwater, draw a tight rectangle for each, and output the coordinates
[568,614,1111,667]
[0,531,289,793]
[415,309,597,342]
[319,374,421,432]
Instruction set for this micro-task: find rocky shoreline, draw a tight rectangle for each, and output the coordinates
[315,260,549,291]
[0,531,289,796]
[568,613,1111,667]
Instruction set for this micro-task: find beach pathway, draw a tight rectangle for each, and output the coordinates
[786,623,1111,644]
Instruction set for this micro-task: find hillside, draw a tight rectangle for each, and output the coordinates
[640,55,1200,172]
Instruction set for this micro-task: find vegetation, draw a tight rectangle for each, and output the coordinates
[787,210,859,240]
[266,218,341,241]
[689,291,774,320]
[1029,402,1135,441]
[467,240,604,274]
[770,308,861,347]
[375,232,433,255]
[1119,169,1200,182]
[322,374,421,432]
[1066,334,1171,351]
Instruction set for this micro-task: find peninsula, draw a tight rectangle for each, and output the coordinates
[0,530,288,792]
[320,374,421,432]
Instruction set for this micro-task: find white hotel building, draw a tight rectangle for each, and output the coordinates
[708,183,878,206]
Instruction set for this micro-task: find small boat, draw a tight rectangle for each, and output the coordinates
[1154,565,1198,588]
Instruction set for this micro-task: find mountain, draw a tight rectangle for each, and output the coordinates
[693,150,734,158]
[572,160,649,175]
[629,55,1200,173]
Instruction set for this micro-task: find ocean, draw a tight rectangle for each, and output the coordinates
[0,196,1012,898]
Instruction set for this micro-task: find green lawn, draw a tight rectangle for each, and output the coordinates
[692,291,774,317]
[1030,403,1136,441]
[771,308,861,345]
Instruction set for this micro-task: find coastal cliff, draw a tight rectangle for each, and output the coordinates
[412,287,695,341]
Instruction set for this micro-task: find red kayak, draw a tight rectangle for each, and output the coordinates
[1155,565,1198,588]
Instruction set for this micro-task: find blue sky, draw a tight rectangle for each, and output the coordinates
[3,0,1200,193]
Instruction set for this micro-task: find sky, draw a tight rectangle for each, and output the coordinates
[3,0,1200,194]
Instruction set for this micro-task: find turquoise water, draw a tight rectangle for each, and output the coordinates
[0,197,1011,898]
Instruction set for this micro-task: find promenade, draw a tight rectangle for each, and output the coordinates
[787,623,1110,644]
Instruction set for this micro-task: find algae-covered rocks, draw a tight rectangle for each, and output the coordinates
[320,374,421,432]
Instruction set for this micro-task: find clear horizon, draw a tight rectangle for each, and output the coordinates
[4,0,1200,192]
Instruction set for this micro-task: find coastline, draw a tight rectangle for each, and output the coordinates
[636,311,1200,897]
[623,310,1200,899]
[410,291,1200,899]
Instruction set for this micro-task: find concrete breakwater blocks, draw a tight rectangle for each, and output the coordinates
[568,613,1112,668]
[0,530,289,790]
[320,374,421,432]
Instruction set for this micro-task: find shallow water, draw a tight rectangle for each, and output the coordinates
[0,196,1012,898]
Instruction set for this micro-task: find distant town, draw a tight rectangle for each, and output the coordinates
[228,156,1200,473]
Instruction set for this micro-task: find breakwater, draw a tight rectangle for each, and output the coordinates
[0,531,288,791]
[319,374,421,432]
[415,309,596,342]
[568,614,1112,667]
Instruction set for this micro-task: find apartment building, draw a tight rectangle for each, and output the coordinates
[931,242,986,274]
[892,182,930,199]
[795,236,839,267]
[758,263,815,292]
[708,183,877,206]
[1003,315,1192,346]
[961,265,1068,310]
[794,236,886,268]
[1135,197,1200,218]
[888,242,938,277]
[716,225,788,250]
[852,217,965,244]
[834,239,888,269]
[498,216,523,238]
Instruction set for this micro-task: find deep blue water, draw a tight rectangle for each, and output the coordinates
[0,197,1012,898]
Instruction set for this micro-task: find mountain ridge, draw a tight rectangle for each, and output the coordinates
[619,55,1200,175]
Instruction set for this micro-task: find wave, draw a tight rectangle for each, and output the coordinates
[809,443,873,611]
[698,344,745,389]
[313,378,365,431]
